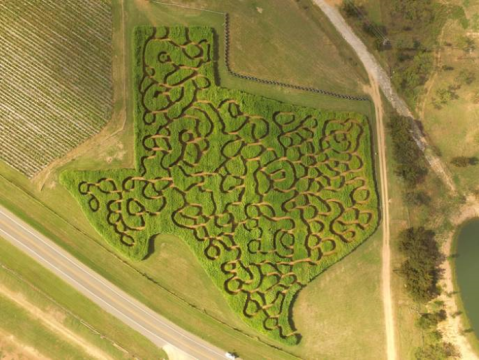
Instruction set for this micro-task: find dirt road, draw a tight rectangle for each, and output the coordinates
[313,0,456,194]
[368,75,397,360]
[312,1,399,358]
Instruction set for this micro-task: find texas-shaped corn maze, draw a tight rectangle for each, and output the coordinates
[61,26,379,344]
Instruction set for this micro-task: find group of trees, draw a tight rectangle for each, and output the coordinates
[388,115,428,186]
[398,227,443,303]
[432,69,476,108]
[397,228,460,359]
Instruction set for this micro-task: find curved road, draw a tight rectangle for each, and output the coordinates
[311,1,399,359]
[313,0,456,194]
[0,205,225,360]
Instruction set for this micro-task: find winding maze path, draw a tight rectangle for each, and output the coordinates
[62,26,379,344]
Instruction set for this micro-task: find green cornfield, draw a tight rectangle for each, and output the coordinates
[61,26,379,345]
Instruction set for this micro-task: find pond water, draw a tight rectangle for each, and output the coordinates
[455,219,479,338]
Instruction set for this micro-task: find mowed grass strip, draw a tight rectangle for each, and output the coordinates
[61,26,379,345]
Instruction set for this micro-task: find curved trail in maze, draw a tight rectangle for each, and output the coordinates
[62,26,379,344]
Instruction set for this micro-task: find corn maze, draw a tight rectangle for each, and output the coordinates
[61,26,379,344]
[0,0,113,177]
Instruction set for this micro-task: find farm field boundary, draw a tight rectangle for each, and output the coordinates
[62,26,379,344]
[150,0,369,101]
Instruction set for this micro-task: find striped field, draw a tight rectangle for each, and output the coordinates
[0,0,113,177]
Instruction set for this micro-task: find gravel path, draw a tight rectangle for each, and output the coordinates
[313,0,457,194]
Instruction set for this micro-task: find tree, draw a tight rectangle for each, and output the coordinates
[416,310,447,330]
[342,0,359,18]
[455,70,476,86]
[415,342,459,360]
[451,156,479,167]
[398,227,444,303]
[405,191,431,206]
[388,115,428,186]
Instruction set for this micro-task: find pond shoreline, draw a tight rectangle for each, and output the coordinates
[450,218,479,356]
[438,201,479,359]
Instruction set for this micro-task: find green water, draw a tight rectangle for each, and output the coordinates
[456,219,479,338]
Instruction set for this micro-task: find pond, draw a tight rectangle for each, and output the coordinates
[455,219,479,338]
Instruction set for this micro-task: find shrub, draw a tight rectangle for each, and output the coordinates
[451,156,479,167]
[398,227,443,303]
[388,115,428,186]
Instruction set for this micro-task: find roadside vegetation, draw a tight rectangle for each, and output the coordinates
[387,108,462,359]
[0,236,167,359]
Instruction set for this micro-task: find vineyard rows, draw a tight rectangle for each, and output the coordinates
[0,0,113,177]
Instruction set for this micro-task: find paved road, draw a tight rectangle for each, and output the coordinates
[0,205,226,360]
[313,0,456,194]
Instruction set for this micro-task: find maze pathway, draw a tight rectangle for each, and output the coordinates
[61,26,379,344]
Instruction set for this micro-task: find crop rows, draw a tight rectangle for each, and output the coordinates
[0,0,113,177]
[61,26,379,345]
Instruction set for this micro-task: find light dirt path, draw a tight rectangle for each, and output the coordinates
[418,26,447,120]
[312,0,457,195]
[0,330,49,360]
[0,284,111,360]
[366,74,396,360]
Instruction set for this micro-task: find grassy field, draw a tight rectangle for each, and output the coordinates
[0,0,386,358]
[0,0,113,177]
[0,236,167,360]
[420,0,479,194]
[61,25,379,344]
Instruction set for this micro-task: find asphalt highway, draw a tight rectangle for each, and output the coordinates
[0,205,226,360]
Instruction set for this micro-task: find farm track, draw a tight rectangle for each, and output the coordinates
[313,0,457,195]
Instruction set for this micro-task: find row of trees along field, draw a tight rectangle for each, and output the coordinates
[388,114,459,359]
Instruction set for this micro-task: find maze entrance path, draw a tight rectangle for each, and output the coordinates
[61,26,379,345]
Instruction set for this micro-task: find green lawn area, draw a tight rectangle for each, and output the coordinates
[0,236,167,359]
[0,0,385,358]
